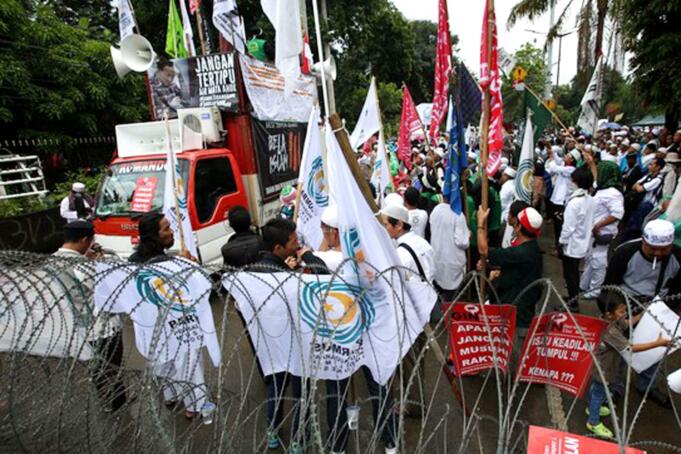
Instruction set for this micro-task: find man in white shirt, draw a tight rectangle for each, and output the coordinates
[499,167,517,223]
[546,147,580,249]
[380,203,434,282]
[429,198,470,302]
[403,187,429,239]
[60,182,95,222]
[314,205,344,271]
[558,167,595,310]
[54,220,126,412]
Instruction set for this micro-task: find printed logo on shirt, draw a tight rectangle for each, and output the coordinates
[299,281,375,344]
[307,156,329,207]
[136,269,196,314]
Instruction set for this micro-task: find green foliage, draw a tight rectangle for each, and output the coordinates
[501,43,549,124]
[621,0,681,128]
[0,0,148,147]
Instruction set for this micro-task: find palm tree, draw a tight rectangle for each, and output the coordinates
[508,0,624,74]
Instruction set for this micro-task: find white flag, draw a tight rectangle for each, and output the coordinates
[95,258,220,366]
[325,127,436,384]
[117,0,136,41]
[261,0,303,96]
[178,0,196,57]
[349,77,381,149]
[370,131,390,205]
[514,115,534,204]
[213,0,247,54]
[163,125,198,258]
[445,96,453,133]
[296,106,329,249]
[577,55,604,136]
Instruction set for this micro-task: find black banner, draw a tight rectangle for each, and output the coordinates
[149,52,239,120]
[251,118,306,200]
[0,206,65,253]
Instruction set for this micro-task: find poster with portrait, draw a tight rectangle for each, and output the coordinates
[252,118,307,200]
[148,52,239,120]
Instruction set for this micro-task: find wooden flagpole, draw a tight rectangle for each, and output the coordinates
[328,113,470,416]
[194,2,207,55]
[371,76,390,205]
[478,0,494,300]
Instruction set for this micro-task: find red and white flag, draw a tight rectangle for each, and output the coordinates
[480,0,504,176]
[189,0,201,14]
[398,86,422,169]
[428,0,452,143]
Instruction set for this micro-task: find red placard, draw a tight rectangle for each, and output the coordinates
[130,176,158,213]
[516,313,607,397]
[527,425,646,454]
[444,303,516,375]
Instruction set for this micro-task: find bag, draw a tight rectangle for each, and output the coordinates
[593,233,614,246]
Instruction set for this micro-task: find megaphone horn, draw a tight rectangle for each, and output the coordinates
[110,34,156,78]
[312,55,337,81]
[110,46,131,78]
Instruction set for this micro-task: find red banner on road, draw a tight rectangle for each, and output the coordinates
[527,425,646,453]
[516,313,607,397]
[444,303,516,375]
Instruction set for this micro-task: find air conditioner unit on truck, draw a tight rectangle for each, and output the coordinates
[93,50,318,265]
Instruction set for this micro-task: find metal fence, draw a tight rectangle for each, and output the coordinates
[0,251,679,453]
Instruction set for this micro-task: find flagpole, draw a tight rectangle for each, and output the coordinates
[311,0,330,116]
[170,0,178,58]
[164,113,187,252]
[478,0,494,300]
[194,3,207,55]
[524,84,575,140]
[371,76,389,204]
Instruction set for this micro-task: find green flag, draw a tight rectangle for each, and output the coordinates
[524,90,551,143]
[166,0,188,58]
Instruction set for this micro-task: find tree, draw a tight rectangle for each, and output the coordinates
[621,0,681,130]
[0,0,148,143]
[501,43,549,124]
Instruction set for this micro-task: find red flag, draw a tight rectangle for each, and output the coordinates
[428,0,452,142]
[189,0,201,14]
[480,0,504,176]
[398,86,422,169]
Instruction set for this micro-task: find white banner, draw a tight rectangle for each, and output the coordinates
[0,267,94,361]
[349,77,381,149]
[239,53,317,122]
[577,55,603,136]
[178,0,197,57]
[117,0,136,41]
[163,123,198,257]
[95,258,220,366]
[627,300,681,373]
[260,0,302,96]
[296,107,329,249]
[514,115,534,204]
[213,0,247,54]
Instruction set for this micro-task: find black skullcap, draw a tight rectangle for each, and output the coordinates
[63,220,94,241]
[138,211,163,241]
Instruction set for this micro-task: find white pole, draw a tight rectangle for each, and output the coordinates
[545,0,555,99]
[311,0,330,117]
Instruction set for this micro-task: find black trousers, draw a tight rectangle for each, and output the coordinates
[89,332,127,412]
[561,255,581,304]
[551,202,565,248]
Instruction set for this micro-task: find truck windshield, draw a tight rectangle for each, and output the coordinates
[95,159,189,217]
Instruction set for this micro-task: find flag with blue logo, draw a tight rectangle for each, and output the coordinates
[442,103,467,214]
[514,115,534,203]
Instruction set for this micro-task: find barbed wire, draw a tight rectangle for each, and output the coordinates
[0,250,679,453]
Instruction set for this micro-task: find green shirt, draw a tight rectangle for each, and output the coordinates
[488,240,543,328]
[489,187,502,232]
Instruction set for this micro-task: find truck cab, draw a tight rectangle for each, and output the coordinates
[93,117,252,265]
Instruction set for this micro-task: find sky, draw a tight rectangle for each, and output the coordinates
[390,0,580,87]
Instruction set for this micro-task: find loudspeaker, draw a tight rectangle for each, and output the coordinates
[311,55,337,81]
[110,34,156,78]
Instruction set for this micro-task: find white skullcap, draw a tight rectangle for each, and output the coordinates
[434,148,445,158]
[72,182,86,193]
[622,138,631,146]
[569,149,581,162]
[643,219,675,247]
[631,143,641,152]
[467,151,477,160]
[518,207,543,236]
[503,167,517,178]
[320,205,339,229]
[380,203,410,225]
[659,147,668,154]
[383,192,404,208]
[551,145,562,154]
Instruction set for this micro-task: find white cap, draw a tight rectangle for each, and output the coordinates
[643,219,675,247]
[434,148,445,158]
[467,151,477,160]
[569,149,581,162]
[622,138,631,146]
[383,192,404,208]
[503,167,517,178]
[72,182,86,193]
[518,207,543,236]
[380,203,410,225]
[320,205,339,229]
[659,147,668,154]
[631,143,641,152]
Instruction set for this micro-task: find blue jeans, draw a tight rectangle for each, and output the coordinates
[266,372,306,442]
[587,380,607,425]
[325,367,397,452]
